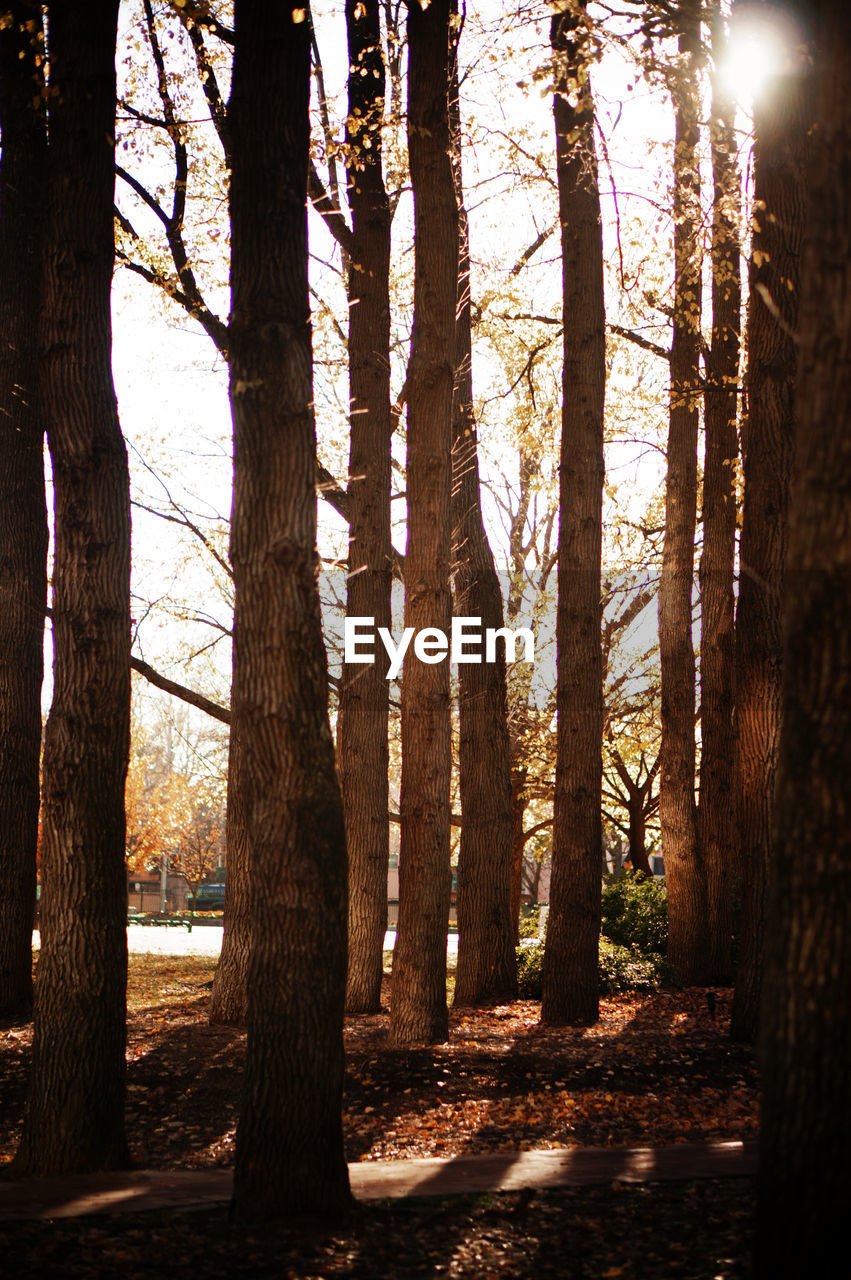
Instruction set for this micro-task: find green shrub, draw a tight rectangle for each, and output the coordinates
[516,937,546,998]
[598,939,675,994]
[518,904,545,940]
[600,870,668,956]
[515,934,674,1000]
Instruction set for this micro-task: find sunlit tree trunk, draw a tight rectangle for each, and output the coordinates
[14,0,131,1176]
[542,0,605,1027]
[658,0,708,986]
[449,15,516,1010]
[730,17,810,1042]
[0,3,47,1021]
[698,7,741,986]
[230,1,350,1219]
[389,0,458,1047]
[756,9,851,1271]
[339,0,393,1016]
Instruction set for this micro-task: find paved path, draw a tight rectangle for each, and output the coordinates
[0,1141,756,1222]
[31,928,456,958]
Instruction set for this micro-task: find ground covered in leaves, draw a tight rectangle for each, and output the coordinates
[0,1180,755,1279]
[1,953,759,1275]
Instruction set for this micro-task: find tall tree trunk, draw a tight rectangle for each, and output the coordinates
[339,0,393,1016]
[0,3,48,1021]
[541,0,605,1027]
[730,16,810,1042]
[208,730,249,1024]
[756,8,851,1270]
[449,15,516,1010]
[229,1,350,1219]
[658,0,708,986]
[389,0,458,1047]
[510,765,528,944]
[698,7,741,986]
[14,0,131,1175]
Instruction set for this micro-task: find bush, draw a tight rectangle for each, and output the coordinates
[598,938,675,995]
[517,937,546,997]
[515,934,675,1000]
[600,871,668,956]
[518,904,546,940]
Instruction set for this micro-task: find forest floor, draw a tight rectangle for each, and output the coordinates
[0,953,759,1277]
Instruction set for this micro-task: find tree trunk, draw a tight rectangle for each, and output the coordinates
[542,0,605,1027]
[658,0,708,986]
[389,0,458,1047]
[730,19,809,1042]
[208,729,249,1025]
[0,3,48,1021]
[628,801,651,878]
[756,9,851,1270]
[449,16,517,1010]
[698,7,741,986]
[229,1,350,1219]
[510,766,528,944]
[14,0,131,1175]
[339,0,393,1016]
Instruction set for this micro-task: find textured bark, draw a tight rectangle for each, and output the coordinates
[541,1,605,1027]
[229,1,350,1219]
[658,0,708,986]
[698,9,740,987]
[730,24,809,1043]
[14,0,131,1175]
[510,766,528,945]
[389,0,457,1047]
[756,9,851,1269]
[0,4,47,1020]
[208,729,249,1025]
[449,22,516,1010]
[339,0,393,1016]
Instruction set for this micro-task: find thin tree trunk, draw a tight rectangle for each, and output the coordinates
[229,1,350,1219]
[730,17,809,1042]
[658,0,708,986]
[0,4,48,1020]
[628,801,651,877]
[14,0,131,1175]
[339,0,393,1016]
[756,9,851,1270]
[542,0,605,1027]
[698,7,741,986]
[449,15,516,1010]
[510,765,528,944]
[208,730,249,1024]
[389,0,458,1047]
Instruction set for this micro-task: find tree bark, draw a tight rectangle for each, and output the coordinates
[698,7,741,986]
[229,1,350,1219]
[14,0,131,1175]
[658,0,708,986]
[208,728,249,1025]
[756,8,851,1270]
[449,14,517,1010]
[510,766,528,944]
[0,3,48,1021]
[389,0,458,1047]
[541,0,605,1027]
[338,0,393,1016]
[730,16,809,1042]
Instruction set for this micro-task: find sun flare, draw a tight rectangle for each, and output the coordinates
[721,4,806,105]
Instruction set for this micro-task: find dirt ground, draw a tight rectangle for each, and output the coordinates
[0,954,759,1277]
